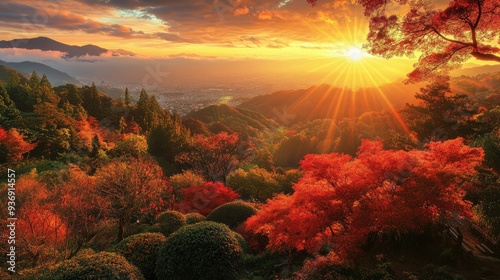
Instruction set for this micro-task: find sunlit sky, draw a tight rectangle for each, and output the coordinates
[0,0,378,58]
[0,0,495,90]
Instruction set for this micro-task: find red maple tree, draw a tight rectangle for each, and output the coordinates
[307,0,500,82]
[246,138,483,256]
[175,182,240,216]
[0,127,36,162]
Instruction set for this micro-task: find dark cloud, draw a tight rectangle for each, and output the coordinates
[0,1,146,38]
[1,0,368,48]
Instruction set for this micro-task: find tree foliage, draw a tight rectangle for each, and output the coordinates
[175,182,240,216]
[0,127,36,163]
[308,0,500,82]
[402,77,478,141]
[155,222,243,280]
[94,157,172,241]
[246,139,483,256]
[177,132,244,183]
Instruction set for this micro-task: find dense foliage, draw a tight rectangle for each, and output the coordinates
[206,201,258,229]
[114,233,166,280]
[150,210,186,236]
[175,182,240,216]
[1,68,500,279]
[185,212,206,224]
[18,252,144,280]
[246,138,483,256]
[155,222,243,280]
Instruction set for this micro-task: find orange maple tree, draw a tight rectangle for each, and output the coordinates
[0,127,36,162]
[246,138,483,256]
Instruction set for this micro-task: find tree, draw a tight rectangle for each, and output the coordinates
[175,182,240,216]
[246,139,483,256]
[53,166,104,259]
[227,168,289,202]
[11,172,66,266]
[177,132,243,183]
[94,157,172,242]
[124,87,131,106]
[307,0,500,82]
[0,83,20,126]
[133,89,167,133]
[402,77,478,141]
[148,123,188,167]
[0,127,36,163]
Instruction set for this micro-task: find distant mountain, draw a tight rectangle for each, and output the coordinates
[239,72,500,125]
[453,64,500,77]
[0,37,134,58]
[451,71,500,108]
[239,83,420,125]
[0,60,79,86]
[186,104,279,137]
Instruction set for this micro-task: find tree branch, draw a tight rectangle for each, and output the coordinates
[429,26,474,47]
[470,52,500,62]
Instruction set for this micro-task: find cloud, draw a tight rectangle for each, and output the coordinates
[1,0,369,53]
[0,1,146,38]
[0,48,67,61]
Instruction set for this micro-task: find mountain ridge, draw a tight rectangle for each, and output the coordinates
[0,36,134,58]
[0,60,79,86]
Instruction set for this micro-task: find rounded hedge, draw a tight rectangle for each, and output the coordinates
[115,233,166,280]
[206,201,258,229]
[151,210,186,236]
[20,252,144,280]
[155,221,243,280]
[185,212,206,224]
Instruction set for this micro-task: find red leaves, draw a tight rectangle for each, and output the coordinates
[246,139,483,256]
[177,132,242,183]
[175,182,240,216]
[307,0,500,82]
[0,127,36,162]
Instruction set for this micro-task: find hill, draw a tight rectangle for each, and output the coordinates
[185,104,279,137]
[239,72,500,125]
[239,83,420,125]
[0,36,134,58]
[451,71,500,108]
[0,60,79,86]
[0,65,28,83]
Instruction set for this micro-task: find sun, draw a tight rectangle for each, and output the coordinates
[346,47,364,61]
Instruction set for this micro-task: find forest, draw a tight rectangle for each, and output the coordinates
[1,61,500,279]
[1,0,500,279]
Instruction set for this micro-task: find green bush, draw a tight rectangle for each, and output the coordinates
[185,212,206,224]
[150,210,186,236]
[206,201,258,229]
[232,231,248,253]
[19,252,144,280]
[155,222,243,280]
[114,233,166,280]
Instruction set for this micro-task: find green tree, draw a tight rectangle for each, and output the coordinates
[402,77,478,142]
[124,87,131,106]
[134,89,167,133]
[0,83,20,126]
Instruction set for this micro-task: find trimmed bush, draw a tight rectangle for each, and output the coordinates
[150,210,186,236]
[207,201,258,229]
[185,212,206,224]
[19,252,144,280]
[155,222,243,280]
[232,231,248,253]
[115,233,166,280]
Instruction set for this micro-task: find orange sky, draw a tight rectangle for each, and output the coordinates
[1,0,496,89]
[0,0,377,58]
